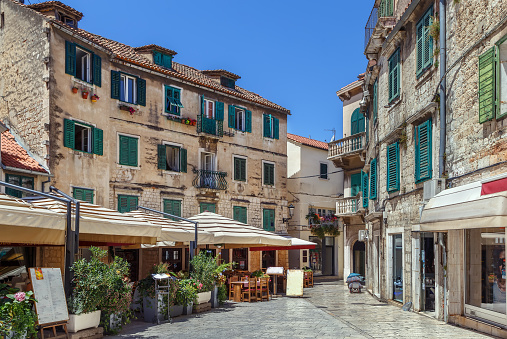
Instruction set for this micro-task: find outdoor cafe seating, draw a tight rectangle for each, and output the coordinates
[228,274,271,303]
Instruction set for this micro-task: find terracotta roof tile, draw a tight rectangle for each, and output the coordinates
[134,44,177,56]
[201,69,241,80]
[287,133,328,151]
[27,1,83,20]
[1,131,48,173]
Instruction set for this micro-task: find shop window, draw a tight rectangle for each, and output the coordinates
[232,248,248,270]
[302,250,308,264]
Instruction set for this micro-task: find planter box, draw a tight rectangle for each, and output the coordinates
[68,310,101,333]
[196,291,211,304]
[109,312,122,332]
[169,305,184,317]
[183,302,193,315]
[143,295,165,323]
[210,286,219,308]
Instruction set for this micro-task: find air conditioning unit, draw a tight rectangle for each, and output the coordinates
[358,230,368,242]
[423,178,446,201]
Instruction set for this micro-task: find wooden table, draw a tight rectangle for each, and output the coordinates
[229,281,246,302]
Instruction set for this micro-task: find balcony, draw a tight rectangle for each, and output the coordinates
[336,195,361,216]
[364,0,396,57]
[327,132,366,170]
[197,115,223,137]
[192,169,228,190]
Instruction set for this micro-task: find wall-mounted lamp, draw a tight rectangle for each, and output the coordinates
[282,204,295,223]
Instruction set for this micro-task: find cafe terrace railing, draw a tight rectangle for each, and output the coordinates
[336,194,361,215]
[197,115,223,137]
[328,132,366,159]
[192,169,228,190]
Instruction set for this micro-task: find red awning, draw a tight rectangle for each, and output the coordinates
[481,177,507,195]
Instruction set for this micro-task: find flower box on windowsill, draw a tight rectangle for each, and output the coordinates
[165,114,196,126]
[119,104,137,115]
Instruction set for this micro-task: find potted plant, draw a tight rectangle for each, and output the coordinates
[72,86,78,94]
[0,286,38,339]
[176,279,197,315]
[189,253,216,305]
[91,94,99,102]
[82,90,89,99]
[138,263,175,323]
[306,211,340,239]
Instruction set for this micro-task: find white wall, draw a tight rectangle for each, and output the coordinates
[341,92,362,138]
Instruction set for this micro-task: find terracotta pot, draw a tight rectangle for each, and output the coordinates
[181,118,186,123]
[191,120,197,126]
[82,92,89,99]
[72,87,78,94]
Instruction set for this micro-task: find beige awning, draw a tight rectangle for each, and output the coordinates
[420,176,507,231]
[0,194,66,245]
[29,198,161,245]
[178,212,292,246]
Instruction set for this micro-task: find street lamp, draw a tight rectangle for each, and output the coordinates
[283,204,295,223]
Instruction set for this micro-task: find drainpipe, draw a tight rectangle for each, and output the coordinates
[438,0,446,178]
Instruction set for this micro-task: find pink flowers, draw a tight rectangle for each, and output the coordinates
[198,283,203,290]
[14,292,25,302]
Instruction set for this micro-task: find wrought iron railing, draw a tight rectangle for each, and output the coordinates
[365,7,378,50]
[336,195,361,215]
[328,132,366,159]
[192,169,228,190]
[197,115,223,137]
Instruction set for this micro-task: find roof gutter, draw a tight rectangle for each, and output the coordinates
[1,165,52,177]
[382,0,422,50]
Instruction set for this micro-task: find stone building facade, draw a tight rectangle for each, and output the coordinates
[0,0,291,279]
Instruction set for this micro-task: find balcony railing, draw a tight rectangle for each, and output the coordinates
[197,115,223,137]
[365,7,378,50]
[192,169,228,190]
[328,132,366,159]
[336,195,360,215]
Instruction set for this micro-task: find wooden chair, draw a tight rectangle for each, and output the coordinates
[241,278,257,302]
[228,276,239,300]
[304,272,309,288]
[308,271,314,287]
[259,277,270,301]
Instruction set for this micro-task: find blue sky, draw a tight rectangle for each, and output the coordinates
[48,0,372,141]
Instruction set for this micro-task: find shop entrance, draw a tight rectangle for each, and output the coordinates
[421,233,435,312]
[309,237,322,275]
[392,234,403,302]
[353,241,365,277]
[115,249,139,282]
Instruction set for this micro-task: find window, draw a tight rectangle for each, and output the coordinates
[164,86,183,115]
[111,71,146,106]
[362,170,369,208]
[233,157,246,182]
[320,163,328,179]
[263,114,279,139]
[387,141,400,192]
[302,250,308,263]
[388,48,401,102]
[153,51,173,69]
[158,144,187,172]
[416,6,434,76]
[163,199,181,221]
[118,135,138,167]
[263,209,275,232]
[220,76,235,89]
[63,119,103,155]
[200,202,216,213]
[415,119,432,183]
[73,187,94,204]
[117,195,138,213]
[263,162,275,186]
[369,158,377,200]
[5,174,34,198]
[233,206,247,224]
[203,98,215,119]
[351,172,361,196]
[228,105,251,132]
[65,41,101,86]
[350,108,365,135]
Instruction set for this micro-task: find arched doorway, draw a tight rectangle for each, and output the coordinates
[352,241,365,277]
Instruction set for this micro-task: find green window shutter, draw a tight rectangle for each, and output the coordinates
[228,105,235,128]
[263,209,275,232]
[119,135,138,167]
[320,163,328,179]
[173,89,183,108]
[65,41,76,76]
[273,118,279,139]
[351,108,364,135]
[119,135,129,165]
[92,54,102,87]
[73,188,84,201]
[173,200,181,217]
[369,158,377,200]
[200,203,216,213]
[200,96,205,116]
[365,115,369,144]
[180,148,187,173]
[74,188,94,204]
[387,141,400,192]
[157,144,167,170]
[215,101,224,121]
[245,110,252,133]
[351,172,361,196]
[64,119,75,149]
[373,81,378,123]
[129,137,138,166]
[84,189,94,204]
[423,8,433,70]
[92,127,103,156]
[264,163,274,185]
[137,78,146,106]
[164,199,181,220]
[479,46,496,123]
[389,49,400,102]
[234,158,239,180]
[263,114,271,137]
[415,119,432,182]
[129,196,138,212]
[119,195,138,213]
[165,86,173,114]
[234,158,246,181]
[111,70,120,99]
[233,206,247,224]
[362,170,369,208]
[416,19,424,75]
[153,51,162,66]
[162,54,172,68]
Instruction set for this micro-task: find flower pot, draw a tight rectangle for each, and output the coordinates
[191,120,197,126]
[82,92,89,99]
[91,99,97,103]
[5,330,26,339]
[196,291,211,304]
[109,312,122,332]
[68,310,101,333]
[143,295,165,323]
[183,302,193,315]
[181,118,186,124]
[210,286,219,308]
[169,304,184,318]
[72,87,78,94]
[185,120,190,125]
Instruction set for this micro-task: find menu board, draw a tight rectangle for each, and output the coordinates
[28,268,69,325]
[266,266,284,275]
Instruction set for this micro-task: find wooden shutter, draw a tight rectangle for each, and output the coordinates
[263,114,271,137]
[65,41,76,76]
[273,118,279,139]
[369,158,377,200]
[119,135,130,165]
[387,142,400,192]
[153,51,162,66]
[92,54,101,87]
[479,46,496,123]
[73,188,84,201]
[351,108,360,135]
[84,189,94,204]
[228,105,235,128]
[129,196,138,212]
[234,158,239,180]
[92,127,103,156]
[164,199,181,220]
[118,195,128,213]
[63,119,75,149]
[200,96,205,116]
[423,9,433,70]
[373,81,378,123]
[362,170,369,208]
[416,19,424,75]
[415,119,432,182]
[128,137,138,166]
[173,89,183,108]
[137,78,146,106]
[320,163,327,179]
[111,70,120,99]
[173,200,181,217]
[351,172,361,196]
[263,209,274,231]
[180,148,187,173]
[234,206,247,223]
[389,49,400,102]
[245,110,252,133]
[162,54,172,68]
[165,86,173,113]
[157,144,167,170]
[215,101,224,121]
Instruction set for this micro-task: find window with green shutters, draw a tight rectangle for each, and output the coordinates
[263,209,275,232]
[320,163,328,179]
[387,141,400,192]
[415,119,432,183]
[118,135,138,167]
[263,114,279,139]
[388,49,401,102]
[200,203,216,213]
[416,7,433,77]
[369,158,377,200]
[234,157,247,182]
[65,40,101,87]
[165,86,184,115]
[233,206,247,224]
[157,144,187,172]
[63,119,103,155]
[153,51,173,69]
[351,172,362,197]
[228,105,252,132]
[372,80,378,124]
[73,187,94,204]
[361,170,369,208]
[263,162,275,186]
[163,199,181,221]
[118,195,138,213]
[479,46,497,123]
[111,71,146,106]
[350,108,365,135]
[5,174,34,198]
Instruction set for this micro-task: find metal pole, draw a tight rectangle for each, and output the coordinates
[50,187,80,262]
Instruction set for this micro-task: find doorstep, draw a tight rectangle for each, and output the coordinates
[448,315,507,338]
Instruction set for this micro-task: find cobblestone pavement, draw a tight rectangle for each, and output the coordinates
[109,278,491,339]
